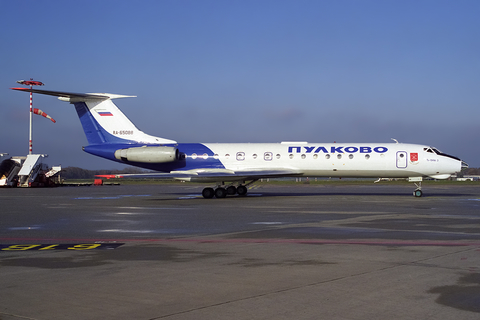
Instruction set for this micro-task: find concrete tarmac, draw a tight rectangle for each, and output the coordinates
[1,182,480,320]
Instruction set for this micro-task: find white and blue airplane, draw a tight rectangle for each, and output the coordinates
[12,87,468,198]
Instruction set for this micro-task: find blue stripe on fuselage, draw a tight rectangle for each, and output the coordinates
[83,143,225,172]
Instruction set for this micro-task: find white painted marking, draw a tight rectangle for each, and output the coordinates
[98,229,154,233]
[251,222,283,225]
[9,226,41,230]
[117,206,196,210]
[177,194,263,199]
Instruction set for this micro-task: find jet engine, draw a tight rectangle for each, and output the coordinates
[114,146,180,163]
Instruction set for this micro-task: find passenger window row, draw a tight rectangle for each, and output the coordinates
[189,152,372,161]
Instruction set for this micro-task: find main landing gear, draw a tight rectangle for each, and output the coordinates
[202,181,254,199]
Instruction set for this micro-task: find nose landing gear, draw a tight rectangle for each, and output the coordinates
[409,177,423,197]
[413,188,423,197]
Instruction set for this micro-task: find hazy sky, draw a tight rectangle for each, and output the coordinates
[1,0,479,169]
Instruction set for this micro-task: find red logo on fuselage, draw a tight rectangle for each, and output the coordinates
[410,153,418,162]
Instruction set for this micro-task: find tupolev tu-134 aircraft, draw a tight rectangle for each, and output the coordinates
[12,87,468,198]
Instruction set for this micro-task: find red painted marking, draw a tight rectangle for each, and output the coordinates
[95,174,123,179]
[410,153,418,162]
[98,112,113,116]
[19,80,44,86]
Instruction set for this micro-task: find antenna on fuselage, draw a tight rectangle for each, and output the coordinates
[391,138,399,144]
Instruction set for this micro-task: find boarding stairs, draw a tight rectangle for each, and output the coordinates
[0,156,24,187]
[17,154,49,187]
[45,166,62,178]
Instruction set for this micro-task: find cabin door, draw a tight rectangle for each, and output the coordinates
[396,151,407,168]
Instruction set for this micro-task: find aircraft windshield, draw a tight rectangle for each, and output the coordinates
[427,146,461,161]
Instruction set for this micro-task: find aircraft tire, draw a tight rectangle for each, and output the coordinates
[202,187,215,199]
[237,185,248,196]
[413,189,423,197]
[226,186,237,195]
[214,187,227,198]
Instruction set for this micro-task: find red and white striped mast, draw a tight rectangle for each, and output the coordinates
[16,79,44,154]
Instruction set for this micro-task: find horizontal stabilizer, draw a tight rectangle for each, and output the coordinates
[11,88,135,103]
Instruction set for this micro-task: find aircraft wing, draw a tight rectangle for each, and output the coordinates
[96,168,302,182]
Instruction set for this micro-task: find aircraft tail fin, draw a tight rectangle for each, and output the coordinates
[11,88,176,146]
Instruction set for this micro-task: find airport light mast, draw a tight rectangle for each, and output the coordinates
[16,79,44,154]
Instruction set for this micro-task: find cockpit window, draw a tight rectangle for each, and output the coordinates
[426,146,461,161]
